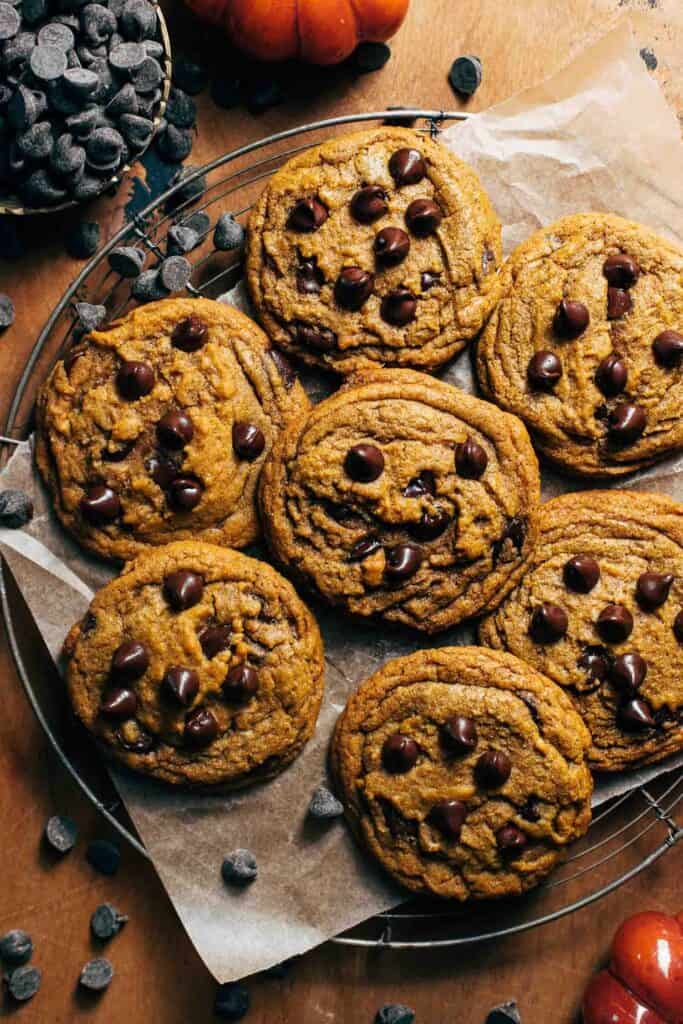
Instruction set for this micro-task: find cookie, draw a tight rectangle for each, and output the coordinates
[246,126,502,375]
[36,297,308,562]
[259,369,540,632]
[63,541,325,787]
[479,490,683,772]
[476,213,683,477]
[331,646,592,900]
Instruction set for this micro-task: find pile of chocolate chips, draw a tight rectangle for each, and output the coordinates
[0,0,166,207]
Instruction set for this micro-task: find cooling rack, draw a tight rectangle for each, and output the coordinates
[2,110,682,950]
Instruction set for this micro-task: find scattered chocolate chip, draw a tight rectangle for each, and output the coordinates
[350,185,388,224]
[404,469,435,498]
[159,255,192,293]
[116,359,154,399]
[603,254,639,288]
[385,543,422,581]
[382,734,419,773]
[636,572,674,610]
[79,957,114,992]
[476,750,511,788]
[0,489,33,528]
[213,212,245,251]
[578,645,613,683]
[455,436,488,478]
[345,443,384,482]
[167,225,199,257]
[308,784,343,820]
[375,1005,415,1024]
[0,929,33,966]
[232,421,265,461]
[163,666,199,706]
[607,403,646,445]
[373,226,410,267]
[427,799,466,839]
[90,903,127,941]
[335,267,374,310]
[287,196,328,233]
[100,686,137,719]
[108,245,144,277]
[449,54,483,96]
[351,40,391,72]
[563,554,600,593]
[164,569,203,610]
[529,603,568,643]
[389,148,425,186]
[199,624,231,659]
[209,74,241,110]
[595,352,628,397]
[486,1000,521,1024]
[381,288,417,326]
[221,849,257,886]
[80,484,121,525]
[296,257,323,294]
[214,981,250,1021]
[653,330,683,368]
[8,965,41,1002]
[165,86,196,129]
[45,814,77,854]
[674,610,683,643]
[157,410,194,450]
[86,839,120,875]
[171,314,207,351]
[527,350,562,390]
[172,53,208,95]
[246,77,284,115]
[349,535,381,562]
[497,824,528,855]
[553,298,589,339]
[607,287,632,320]
[66,221,100,260]
[167,475,203,511]
[75,301,106,332]
[222,663,258,704]
[405,198,442,236]
[618,698,655,732]
[609,653,647,693]
[132,269,168,304]
[441,715,478,755]
[596,604,633,643]
[111,640,148,682]
[409,507,450,541]
[421,271,440,291]
[184,706,218,746]
[294,322,337,352]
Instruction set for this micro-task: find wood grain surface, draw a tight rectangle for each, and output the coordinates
[1,1,682,1020]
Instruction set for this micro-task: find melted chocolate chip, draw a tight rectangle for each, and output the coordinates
[618,698,655,732]
[287,196,328,232]
[296,257,324,294]
[232,422,265,461]
[324,500,353,523]
[404,198,442,236]
[101,441,135,463]
[674,610,683,644]
[607,287,632,320]
[222,663,258,703]
[111,640,149,682]
[116,360,154,400]
[335,267,374,311]
[163,569,204,611]
[563,554,600,593]
[163,666,199,706]
[404,469,436,498]
[427,799,466,839]
[294,322,337,353]
[80,485,121,526]
[607,403,646,446]
[64,345,87,375]
[156,410,194,450]
[167,476,203,511]
[146,452,180,489]
[595,354,627,397]
[596,604,633,643]
[609,653,647,693]
[491,516,527,567]
[636,572,674,610]
[455,436,487,479]
[118,729,154,753]
[578,645,613,683]
[496,824,528,855]
[382,733,418,773]
[270,349,296,388]
[553,299,589,339]
[476,750,511,788]
[520,798,541,823]
[199,624,231,659]
[421,271,440,291]
[184,706,218,746]
[603,254,639,288]
[653,330,683,368]
[373,227,410,267]
[389,148,426,186]
[527,350,562,390]
[529,603,568,643]
[100,687,137,719]
[171,315,208,352]
[441,715,478,755]
[345,443,384,482]
[384,543,422,581]
[350,185,388,224]
[409,506,450,541]
[380,288,417,326]
[349,535,381,561]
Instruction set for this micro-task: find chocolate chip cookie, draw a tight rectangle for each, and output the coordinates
[476,213,683,477]
[63,541,325,787]
[479,490,683,772]
[246,126,502,374]
[331,646,592,900]
[36,297,308,562]
[259,369,540,632]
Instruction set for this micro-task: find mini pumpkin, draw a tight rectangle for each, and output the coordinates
[184,0,410,65]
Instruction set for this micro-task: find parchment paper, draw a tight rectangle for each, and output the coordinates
[2,18,683,982]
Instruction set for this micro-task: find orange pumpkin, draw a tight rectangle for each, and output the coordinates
[184,0,411,65]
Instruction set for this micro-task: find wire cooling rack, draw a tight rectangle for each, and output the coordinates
[2,110,682,949]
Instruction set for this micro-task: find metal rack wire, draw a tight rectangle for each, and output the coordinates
[2,110,681,949]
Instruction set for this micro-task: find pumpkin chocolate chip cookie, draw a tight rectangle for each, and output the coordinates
[246,126,502,374]
[63,541,325,788]
[476,213,683,477]
[331,646,592,900]
[36,297,309,562]
[479,490,683,772]
[259,368,540,632]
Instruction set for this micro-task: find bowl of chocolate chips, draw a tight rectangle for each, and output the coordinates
[0,0,171,213]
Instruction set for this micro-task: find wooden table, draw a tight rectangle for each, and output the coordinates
[1,1,681,1020]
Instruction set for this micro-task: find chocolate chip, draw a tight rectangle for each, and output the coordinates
[31,43,68,80]
[492,516,527,566]
[171,314,207,351]
[609,653,647,693]
[674,610,683,643]
[146,452,179,488]
[308,784,343,819]
[222,663,258,704]
[270,349,296,387]
[232,421,265,461]
[111,640,148,681]
[163,570,203,610]
[529,603,568,643]
[296,257,324,294]
[79,957,114,991]
[199,624,231,659]
[596,604,633,643]
[117,727,153,753]
[389,147,425,186]
[496,824,528,855]
[213,212,245,251]
[381,288,417,326]
[0,929,32,966]
[221,849,257,886]
[603,254,639,288]
[294,322,337,352]
[75,301,106,332]
[157,410,194,450]
[595,353,628,397]
[448,54,483,96]
[119,113,154,151]
[636,572,673,610]
[618,698,655,732]
[476,750,511,788]
[163,666,199,706]
[519,798,541,823]
[345,443,384,482]
[350,185,387,224]
[0,3,20,40]
[108,245,144,277]
[335,267,374,311]
[553,298,589,339]
[409,507,450,541]
[404,469,435,497]
[405,198,442,236]
[385,543,422,581]
[421,271,440,291]
[86,839,120,875]
[352,40,391,72]
[427,799,466,839]
[578,644,613,682]
[65,220,100,259]
[100,686,137,719]
[607,287,632,320]
[132,268,169,304]
[373,226,410,267]
[608,403,646,445]
[0,489,33,528]
[116,359,154,399]
[45,814,77,854]
[172,53,207,95]
[80,484,120,525]
[375,1005,415,1024]
[8,966,41,1002]
[167,476,203,511]
[214,982,250,1021]
[184,706,218,746]
[382,733,418,773]
[653,330,683,368]
[349,536,381,561]
[455,436,488,478]
[90,903,127,941]
[563,554,600,593]
[167,225,199,257]
[159,255,192,293]
[527,350,562,390]
[287,196,328,232]
[441,715,478,755]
